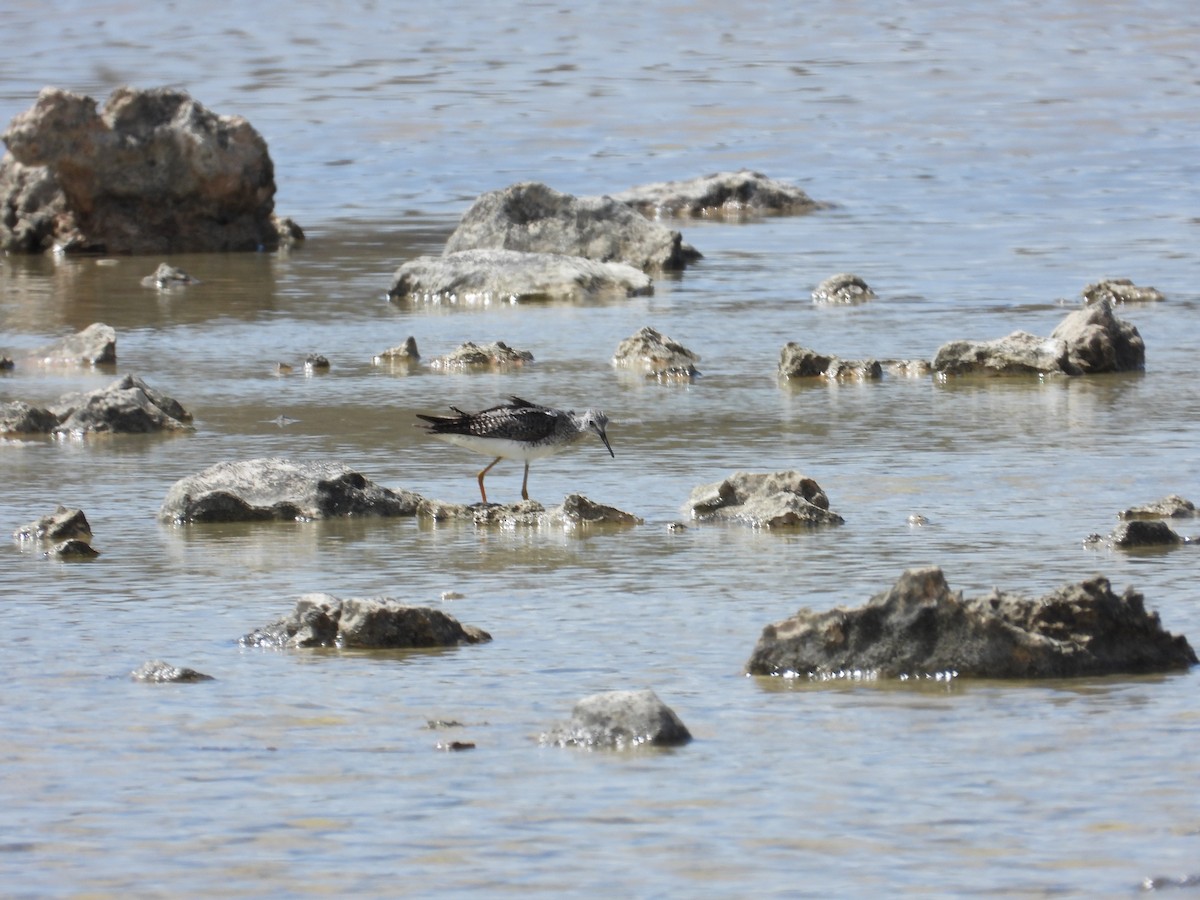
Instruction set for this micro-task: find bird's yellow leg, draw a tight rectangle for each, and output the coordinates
[477,457,502,504]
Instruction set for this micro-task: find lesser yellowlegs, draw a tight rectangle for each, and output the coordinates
[417,396,614,504]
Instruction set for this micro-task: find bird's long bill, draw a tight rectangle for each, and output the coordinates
[595,427,615,458]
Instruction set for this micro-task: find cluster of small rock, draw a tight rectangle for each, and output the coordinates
[781,286,1147,381]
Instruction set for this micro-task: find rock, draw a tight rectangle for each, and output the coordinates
[130,660,214,683]
[435,740,476,752]
[32,323,116,366]
[1049,299,1145,374]
[1109,520,1184,548]
[49,539,100,559]
[1142,875,1200,892]
[49,374,192,434]
[812,273,875,304]
[1,356,13,370]
[160,457,423,523]
[443,182,700,271]
[389,248,653,304]
[417,498,548,525]
[374,336,420,364]
[239,593,491,649]
[416,495,641,529]
[934,300,1144,377]
[13,506,92,542]
[686,471,844,528]
[746,567,1196,679]
[647,364,701,383]
[140,263,196,289]
[2,375,188,435]
[0,158,68,252]
[883,359,934,377]
[933,331,1070,376]
[824,358,883,380]
[778,345,834,378]
[1119,495,1196,520]
[1082,278,1164,305]
[548,494,643,528]
[0,400,59,434]
[539,689,692,749]
[429,340,533,371]
[611,169,827,219]
[272,216,305,248]
[778,344,882,380]
[1,86,295,254]
[611,326,699,374]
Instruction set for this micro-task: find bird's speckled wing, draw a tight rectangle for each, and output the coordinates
[417,397,562,443]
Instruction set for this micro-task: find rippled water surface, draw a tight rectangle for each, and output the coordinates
[3,1,1200,896]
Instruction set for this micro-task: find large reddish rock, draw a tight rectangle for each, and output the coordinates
[1,86,299,253]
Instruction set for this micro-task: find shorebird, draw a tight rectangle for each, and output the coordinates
[417,396,614,504]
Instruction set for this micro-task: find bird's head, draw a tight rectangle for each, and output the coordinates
[577,409,615,458]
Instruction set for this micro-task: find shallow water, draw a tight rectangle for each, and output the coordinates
[3,1,1200,896]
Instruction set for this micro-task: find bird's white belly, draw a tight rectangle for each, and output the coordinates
[433,432,573,461]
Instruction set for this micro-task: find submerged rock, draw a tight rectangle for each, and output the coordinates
[443,182,700,271]
[746,567,1196,679]
[32,323,116,366]
[418,498,547,525]
[13,506,92,542]
[611,169,827,219]
[130,660,214,683]
[611,326,699,374]
[647,364,701,383]
[429,340,533,371]
[374,336,420,365]
[160,458,423,523]
[140,263,197,289]
[539,689,692,749]
[812,273,875,304]
[550,494,643,528]
[884,359,934,377]
[303,353,331,372]
[389,248,652,304]
[240,593,491,649]
[418,494,641,529]
[49,539,100,559]
[0,86,295,254]
[1082,278,1164,305]
[1119,495,1196,520]
[778,344,882,380]
[686,471,844,528]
